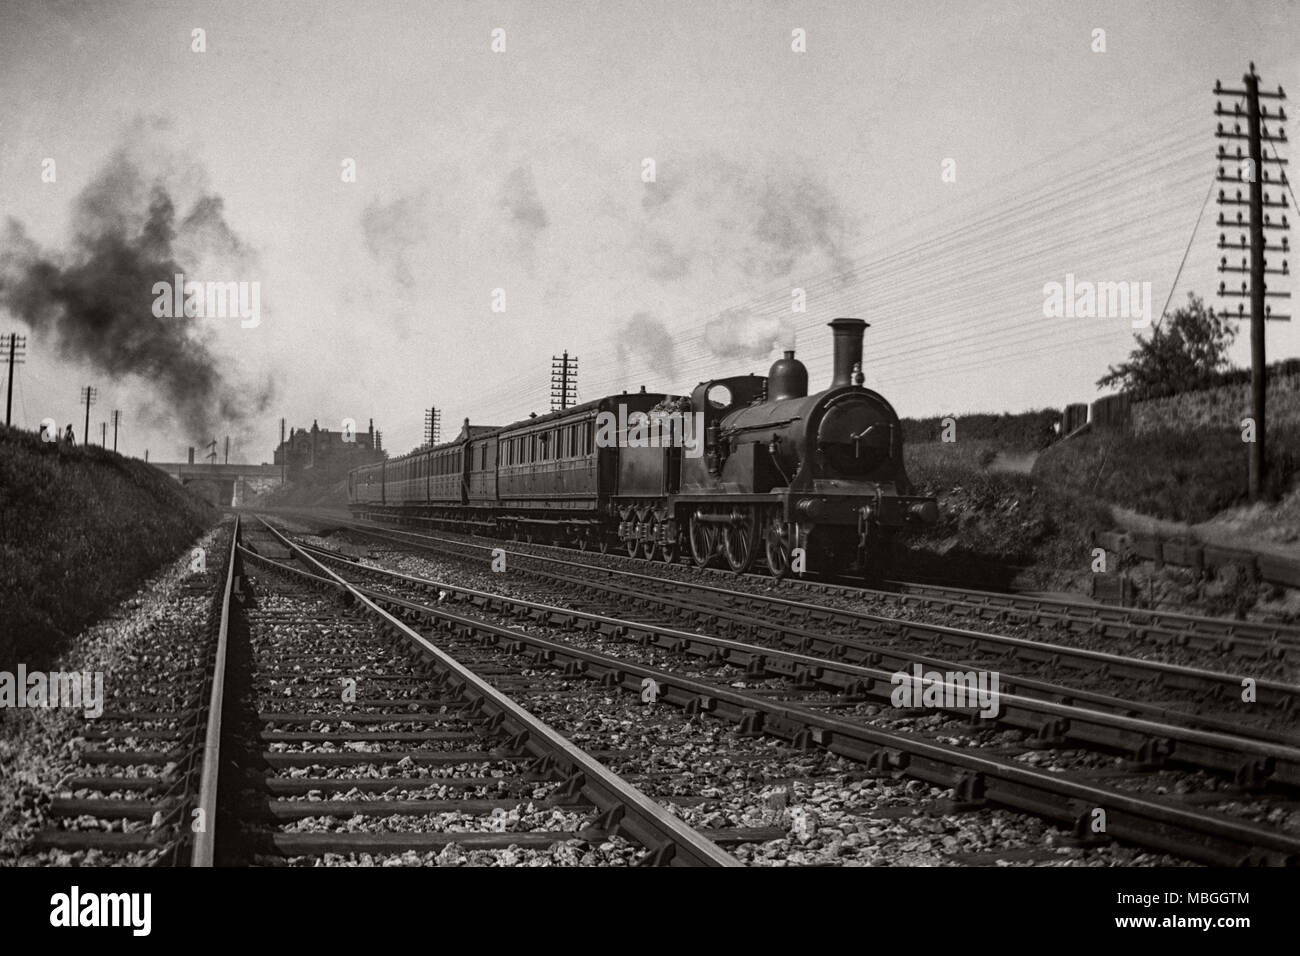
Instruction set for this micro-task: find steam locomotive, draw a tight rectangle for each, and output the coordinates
[349,318,937,577]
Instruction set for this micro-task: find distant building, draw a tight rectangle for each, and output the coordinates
[274,418,385,481]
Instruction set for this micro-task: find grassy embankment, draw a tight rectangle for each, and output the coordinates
[0,425,215,671]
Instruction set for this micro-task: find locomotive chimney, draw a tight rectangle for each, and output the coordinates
[829,317,868,388]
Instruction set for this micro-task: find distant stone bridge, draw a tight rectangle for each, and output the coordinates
[151,462,283,506]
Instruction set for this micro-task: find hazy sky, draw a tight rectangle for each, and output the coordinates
[1,0,1297,461]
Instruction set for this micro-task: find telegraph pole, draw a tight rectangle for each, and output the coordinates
[280,418,286,484]
[424,407,441,446]
[1214,64,1290,499]
[80,386,98,445]
[550,351,578,411]
[2,334,26,428]
[101,421,106,446]
[112,410,121,452]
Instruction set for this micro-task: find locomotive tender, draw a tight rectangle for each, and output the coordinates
[349,318,938,577]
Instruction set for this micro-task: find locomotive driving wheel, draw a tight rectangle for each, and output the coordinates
[626,520,642,558]
[643,516,661,561]
[721,508,759,574]
[689,514,718,568]
[765,511,793,581]
[660,519,680,564]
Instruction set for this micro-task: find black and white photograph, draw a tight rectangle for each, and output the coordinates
[0,0,1295,936]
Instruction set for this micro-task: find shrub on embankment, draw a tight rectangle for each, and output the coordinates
[0,425,215,671]
[900,440,1111,589]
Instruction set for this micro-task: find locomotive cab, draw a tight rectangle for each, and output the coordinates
[681,374,766,487]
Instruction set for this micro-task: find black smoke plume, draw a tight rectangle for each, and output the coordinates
[0,141,272,436]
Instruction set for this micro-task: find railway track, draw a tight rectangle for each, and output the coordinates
[280,518,1300,723]
[259,515,1300,866]
[271,530,1300,787]
[228,523,736,866]
[331,508,1300,658]
[22,517,737,867]
[26,520,239,864]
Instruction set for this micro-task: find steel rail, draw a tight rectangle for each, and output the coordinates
[252,529,1300,865]
[246,517,737,867]
[880,578,1300,646]
[190,514,241,866]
